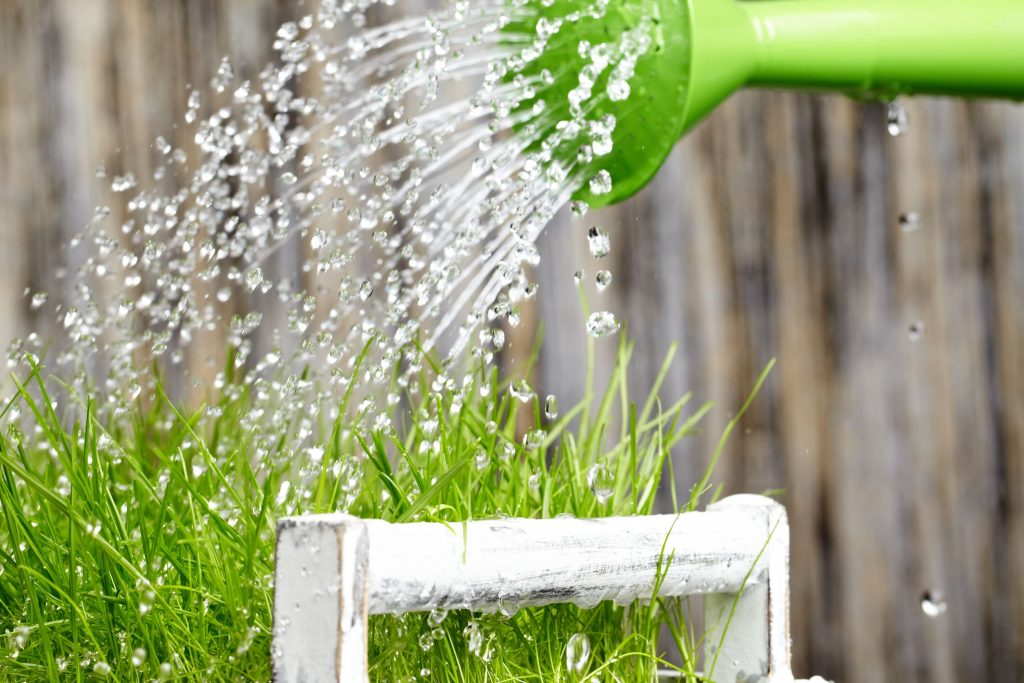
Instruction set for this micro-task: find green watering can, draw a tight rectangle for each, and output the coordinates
[519,0,1024,207]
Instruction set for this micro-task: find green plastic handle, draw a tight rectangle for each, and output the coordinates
[745,0,1024,99]
[684,0,1024,130]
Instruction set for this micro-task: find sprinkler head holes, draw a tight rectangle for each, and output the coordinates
[505,0,691,207]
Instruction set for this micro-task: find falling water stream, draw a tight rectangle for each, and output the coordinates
[10,0,649,470]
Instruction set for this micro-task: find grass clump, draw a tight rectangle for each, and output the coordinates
[0,334,760,681]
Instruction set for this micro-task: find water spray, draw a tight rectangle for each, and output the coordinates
[18,0,1024,430]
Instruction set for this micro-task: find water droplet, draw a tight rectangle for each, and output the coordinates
[899,212,921,233]
[607,79,630,101]
[14,626,29,649]
[111,173,137,193]
[587,463,613,503]
[589,170,612,195]
[510,378,534,403]
[475,449,489,470]
[428,608,447,627]
[544,394,558,420]
[157,662,173,681]
[595,270,612,291]
[523,429,545,450]
[464,622,483,656]
[908,320,925,341]
[586,311,620,338]
[117,298,135,318]
[245,267,264,292]
[132,647,148,667]
[276,480,291,506]
[63,307,80,329]
[138,578,156,615]
[498,441,516,462]
[570,201,589,217]
[479,636,495,662]
[887,100,908,137]
[566,632,591,673]
[212,57,234,93]
[93,662,111,677]
[574,270,585,284]
[921,590,947,617]
[587,226,611,259]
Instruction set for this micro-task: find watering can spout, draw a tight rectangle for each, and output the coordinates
[676,0,759,131]
[538,0,1024,207]
[681,0,1024,134]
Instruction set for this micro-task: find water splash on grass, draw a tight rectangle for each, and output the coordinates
[11,0,654,457]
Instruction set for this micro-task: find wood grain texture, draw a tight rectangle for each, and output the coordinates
[1,2,1022,681]
[563,92,1024,683]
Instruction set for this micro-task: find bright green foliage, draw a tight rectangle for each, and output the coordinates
[0,334,756,681]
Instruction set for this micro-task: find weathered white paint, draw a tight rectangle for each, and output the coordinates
[363,504,774,614]
[272,515,370,683]
[703,494,791,683]
[272,495,826,682]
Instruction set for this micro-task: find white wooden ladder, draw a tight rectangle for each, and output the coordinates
[271,494,824,682]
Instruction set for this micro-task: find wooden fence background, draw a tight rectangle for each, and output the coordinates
[2,1,1022,681]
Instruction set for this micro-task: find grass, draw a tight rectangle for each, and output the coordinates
[0,331,769,682]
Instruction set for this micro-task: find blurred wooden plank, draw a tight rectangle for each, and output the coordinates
[581,91,1024,682]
